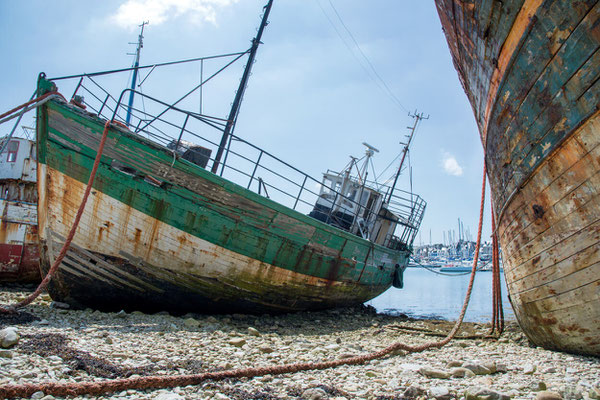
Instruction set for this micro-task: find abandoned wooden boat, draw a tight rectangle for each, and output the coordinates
[0,137,40,283]
[435,0,600,355]
[34,0,426,314]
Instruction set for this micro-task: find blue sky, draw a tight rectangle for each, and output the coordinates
[0,0,492,245]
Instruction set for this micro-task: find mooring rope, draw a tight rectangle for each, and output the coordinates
[0,120,111,314]
[0,97,490,398]
[489,205,504,335]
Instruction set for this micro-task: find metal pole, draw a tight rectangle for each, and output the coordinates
[211,0,273,174]
[125,21,148,127]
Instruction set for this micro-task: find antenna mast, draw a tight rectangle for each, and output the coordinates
[212,0,274,174]
[125,21,148,127]
[385,111,429,203]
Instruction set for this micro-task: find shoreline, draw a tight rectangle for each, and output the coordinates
[1,285,598,400]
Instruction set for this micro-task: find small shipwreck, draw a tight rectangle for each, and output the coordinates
[0,137,40,283]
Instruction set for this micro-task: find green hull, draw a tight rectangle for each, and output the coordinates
[36,99,409,314]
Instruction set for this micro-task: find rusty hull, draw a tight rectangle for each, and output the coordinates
[435,0,600,355]
[35,100,408,314]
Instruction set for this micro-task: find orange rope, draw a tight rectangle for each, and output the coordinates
[0,163,491,399]
[0,120,112,314]
[489,198,504,335]
[0,91,65,121]
[0,110,493,397]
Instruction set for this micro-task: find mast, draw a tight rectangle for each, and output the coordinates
[125,21,148,127]
[211,0,274,174]
[385,111,428,203]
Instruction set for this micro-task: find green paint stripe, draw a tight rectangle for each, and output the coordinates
[40,101,406,286]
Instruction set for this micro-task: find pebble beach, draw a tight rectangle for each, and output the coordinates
[1,285,599,400]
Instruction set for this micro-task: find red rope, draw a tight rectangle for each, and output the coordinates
[0,113,493,398]
[0,120,112,314]
[0,91,65,121]
[0,163,491,399]
[489,198,504,335]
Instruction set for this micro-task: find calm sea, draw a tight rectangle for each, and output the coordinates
[366,267,515,322]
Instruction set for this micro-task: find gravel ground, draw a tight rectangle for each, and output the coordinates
[0,284,598,400]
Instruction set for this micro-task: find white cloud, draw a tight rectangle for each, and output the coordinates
[109,0,239,29]
[441,151,463,176]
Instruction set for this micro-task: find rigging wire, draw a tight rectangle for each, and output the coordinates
[325,0,409,113]
[314,0,409,113]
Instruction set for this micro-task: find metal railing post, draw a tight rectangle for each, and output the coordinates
[293,175,308,210]
[247,150,264,189]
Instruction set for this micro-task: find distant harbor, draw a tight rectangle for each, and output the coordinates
[367,267,514,323]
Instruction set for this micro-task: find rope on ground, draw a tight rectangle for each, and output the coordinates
[0,103,491,397]
[0,165,489,399]
[0,120,112,314]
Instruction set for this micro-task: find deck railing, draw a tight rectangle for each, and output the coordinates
[49,71,426,249]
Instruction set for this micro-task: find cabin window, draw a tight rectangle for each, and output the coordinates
[6,141,18,162]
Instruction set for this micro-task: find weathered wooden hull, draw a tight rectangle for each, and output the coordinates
[36,100,409,314]
[435,0,600,355]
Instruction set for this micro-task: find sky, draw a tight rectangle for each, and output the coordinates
[0,0,492,246]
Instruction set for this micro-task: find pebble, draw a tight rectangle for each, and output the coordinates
[0,287,599,400]
[465,386,510,400]
[419,367,451,379]
[451,367,476,378]
[0,349,13,358]
[535,391,563,400]
[302,388,328,400]
[247,327,261,336]
[0,327,19,348]
[228,338,246,347]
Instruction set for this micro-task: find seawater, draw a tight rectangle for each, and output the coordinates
[366,267,515,322]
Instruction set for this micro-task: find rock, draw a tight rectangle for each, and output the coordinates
[213,394,231,400]
[535,391,562,400]
[495,362,508,373]
[258,344,274,353]
[419,367,451,379]
[115,310,127,318]
[451,367,476,378]
[302,388,328,400]
[0,327,19,348]
[105,336,113,344]
[430,386,452,400]
[562,386,583,400]
[228,338,246,347]
[41,396,55,400]
[50,301,70,309]
[247,327,261,336]
[590,387,600,400]
[183,318,200,328]
[338,352,355,359]
[523,363,537,374]
[404,385,427,399]
[543,367,557,374]
[464,386,510,400]
[462,362,492,375]
[447,360,463,368]
[31,392,45,399]
[0,349,13,358]
[482,361,497,373]
[155,394,184,400]
[531,381,548,391]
